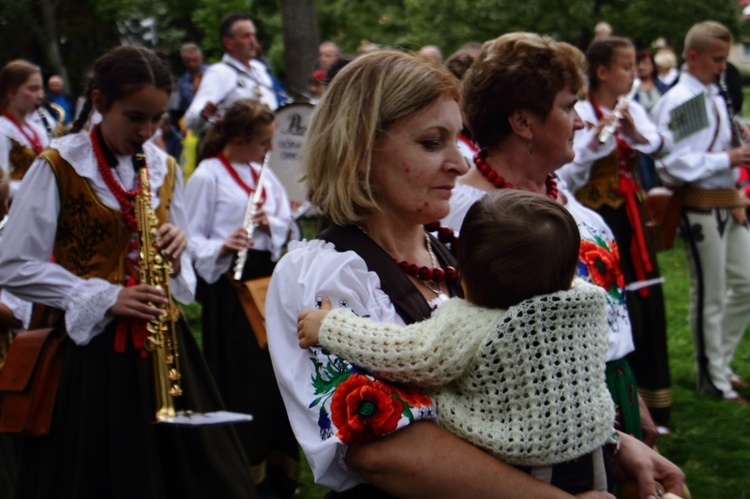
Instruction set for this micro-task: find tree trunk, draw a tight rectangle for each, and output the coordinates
[39,0,70,91]
[280,0,320,102]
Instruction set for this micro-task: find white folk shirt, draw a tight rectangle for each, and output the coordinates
[0,114,50,199]
[266,239,441,492]
[0,133,195,345]
[558,99,668,192]
[184,54,279,133]
[444,181,635,361]
[185,157,292,284]
[0,225,32,332]
[651,71,734,189]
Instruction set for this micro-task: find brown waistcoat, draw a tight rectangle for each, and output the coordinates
[39,148,176,285]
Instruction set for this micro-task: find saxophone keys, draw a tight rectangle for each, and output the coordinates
[143,335,162,352]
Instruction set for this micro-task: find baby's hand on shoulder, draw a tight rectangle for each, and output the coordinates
[297,298,332,349]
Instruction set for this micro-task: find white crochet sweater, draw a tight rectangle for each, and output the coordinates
[318,279,615,467]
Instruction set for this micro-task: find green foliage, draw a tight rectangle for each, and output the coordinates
[2,0,746,101]
[314,0,745,61]
[0,1,49,69]
[190,0,254,61]
[189,0,283,71]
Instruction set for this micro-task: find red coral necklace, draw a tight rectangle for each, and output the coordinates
[392,231,458,288]
[90,126,142,231]
[358,224,458,297]
[2,110,43,154]
[473,151,558,200]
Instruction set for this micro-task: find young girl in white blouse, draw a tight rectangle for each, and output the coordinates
[298,190,618,495]
[0,60,49,200]
[185,98,297,497]
[0,45,256,499]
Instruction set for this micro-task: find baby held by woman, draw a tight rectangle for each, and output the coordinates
[297,190,618,494]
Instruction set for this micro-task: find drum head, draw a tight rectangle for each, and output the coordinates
[269,102,316,211]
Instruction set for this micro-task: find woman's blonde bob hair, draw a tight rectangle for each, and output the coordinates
[303,50,460,225]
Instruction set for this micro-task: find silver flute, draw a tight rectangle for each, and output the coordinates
[598,82,640,144]
[233,153,270,281]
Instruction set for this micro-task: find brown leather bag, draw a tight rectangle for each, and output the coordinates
[229,275,271,349]
[0,327,66,436]
[644,187,683,252]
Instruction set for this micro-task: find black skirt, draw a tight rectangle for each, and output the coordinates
[597,204,672,426]
[13,316,257,499]
[202,250,299,498]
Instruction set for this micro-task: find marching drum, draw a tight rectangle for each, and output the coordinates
[269,102,316,216]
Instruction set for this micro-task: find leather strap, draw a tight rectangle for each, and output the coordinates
[318,225,459,325]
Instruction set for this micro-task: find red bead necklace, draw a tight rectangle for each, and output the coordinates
[392,229,458,290]
[473,151,558,200]
[90,126,142,231]
[2,110,43,154]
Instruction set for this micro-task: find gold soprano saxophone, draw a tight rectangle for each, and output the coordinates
[134,147,184,422]
[232,153,270,281]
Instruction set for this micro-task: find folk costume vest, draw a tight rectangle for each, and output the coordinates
[8,139,39,181]
[574,137,643,211]
[40,148,176,285]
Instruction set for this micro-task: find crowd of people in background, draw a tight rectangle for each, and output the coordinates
[0,10,748,499]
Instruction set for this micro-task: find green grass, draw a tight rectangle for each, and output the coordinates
[653,240,750,497]
[180,239,750,497]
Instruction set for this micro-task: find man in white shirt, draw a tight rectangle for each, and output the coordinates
[184,13,279,134]
[318,41,342,72]
[652,21,750,403]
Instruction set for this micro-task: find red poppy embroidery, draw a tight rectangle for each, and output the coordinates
[330,374,403,444]
[579,240,624,291]
[391,385,433,409]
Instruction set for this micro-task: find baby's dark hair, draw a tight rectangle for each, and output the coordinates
[71,46,173,133]
[198,98,275,161]
[457,189,580,309]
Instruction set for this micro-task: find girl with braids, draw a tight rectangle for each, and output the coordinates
[0,46,257,499]
[557,37,672,433]
[185,98,297,498]
[0,60,49,200]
